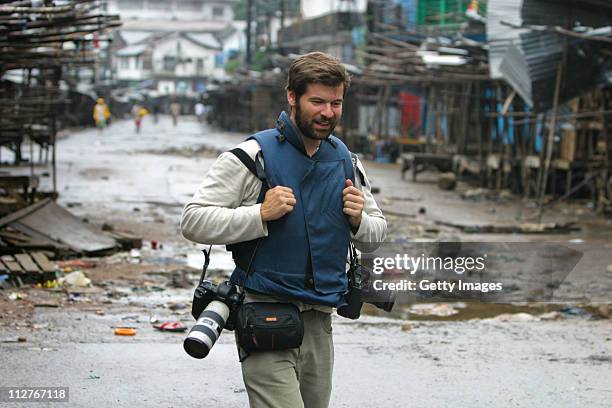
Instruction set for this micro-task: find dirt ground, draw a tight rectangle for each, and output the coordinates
[0,115,610,407]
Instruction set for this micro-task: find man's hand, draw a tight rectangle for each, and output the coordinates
[260,186,297,222]
[342,179,364,229]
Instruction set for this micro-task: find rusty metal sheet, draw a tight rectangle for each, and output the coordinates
[0,199,117,255]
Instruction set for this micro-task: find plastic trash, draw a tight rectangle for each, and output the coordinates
[61,271,91,287]
[114,328,136,336]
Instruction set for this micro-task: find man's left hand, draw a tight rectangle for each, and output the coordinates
[342,179,364,230]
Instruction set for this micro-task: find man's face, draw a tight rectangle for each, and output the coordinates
[288,83,344,140]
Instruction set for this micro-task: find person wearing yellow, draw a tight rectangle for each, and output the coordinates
[93,98,111,133]
[131,104,149,133]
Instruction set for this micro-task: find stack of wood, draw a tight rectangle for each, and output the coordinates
[0,251,58,287]
[359,32,490,85]
[0,0,121,167]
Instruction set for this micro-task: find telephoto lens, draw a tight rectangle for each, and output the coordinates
[184,300,230,359]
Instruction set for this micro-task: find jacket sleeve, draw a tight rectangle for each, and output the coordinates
[180,149,268,245]
[351,157,387,253]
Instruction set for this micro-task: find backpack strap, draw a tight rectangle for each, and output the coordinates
[227,147,269,280]
[229,148,268,184]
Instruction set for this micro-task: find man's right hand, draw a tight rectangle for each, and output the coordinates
[260,186,296,222]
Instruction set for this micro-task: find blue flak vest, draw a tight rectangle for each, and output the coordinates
[228,111,354,307]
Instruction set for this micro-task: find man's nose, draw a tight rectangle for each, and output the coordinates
[320,103,334,119]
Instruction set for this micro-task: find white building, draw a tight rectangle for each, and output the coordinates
[301,0,366,19]
[107,0,234,24]
[109,0,244,95]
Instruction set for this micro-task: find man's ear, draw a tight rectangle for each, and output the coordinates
[287,90,296,108]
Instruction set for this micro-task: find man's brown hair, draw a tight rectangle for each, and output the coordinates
[286,52,351,101]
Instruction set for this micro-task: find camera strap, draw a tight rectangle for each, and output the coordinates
[198,245,212,285]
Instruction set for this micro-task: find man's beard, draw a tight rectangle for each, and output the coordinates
[295,102,338,140]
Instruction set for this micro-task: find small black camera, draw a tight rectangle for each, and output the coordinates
[337,261,396,320]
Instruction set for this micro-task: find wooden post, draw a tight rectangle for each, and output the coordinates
[537,61,564,222]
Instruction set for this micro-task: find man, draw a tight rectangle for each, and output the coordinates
[181,52,386,408]
[170,101,181,126]
[194,101,205,123]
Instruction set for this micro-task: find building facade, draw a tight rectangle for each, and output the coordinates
[108,0,242,95]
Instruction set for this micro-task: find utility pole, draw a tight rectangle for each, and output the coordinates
[246,0,253,66]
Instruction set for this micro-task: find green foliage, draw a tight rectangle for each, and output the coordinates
[225,58,241,73]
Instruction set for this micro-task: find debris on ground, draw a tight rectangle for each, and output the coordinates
[435,221,580,234]
[153,321,187,333]
[559,307,593,320]
[438,172,457,190]
[61,271,91,287]
[165,302,187,311]
[106,230,143,250]
[114,327,137,336]
[538,311,563,321]
[129,249,142,263]
[0,199,118,255]
[408,303,466,317]
[57,259,97,269]
[488,313,540,322]
[8,292,27,301]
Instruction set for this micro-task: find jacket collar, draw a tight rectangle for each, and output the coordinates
[275,111,308,155]
[275,111,338,156]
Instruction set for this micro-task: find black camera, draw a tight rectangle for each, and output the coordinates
[337,260,396,320]
[184,250,244,359]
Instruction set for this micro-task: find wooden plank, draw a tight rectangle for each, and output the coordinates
[14,253,41,273]
[30,252,57,273]
[1,256,24,273]
[0,231,31,243]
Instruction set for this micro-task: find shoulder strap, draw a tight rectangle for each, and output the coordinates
[229,148,256,178]
[227,148,269,281]
[229,148,267,183]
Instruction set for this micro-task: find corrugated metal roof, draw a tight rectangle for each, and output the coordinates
[116,43,148,57]
[499,30,609,111]
[486,0,529,79]
[183,33,221,50]
[119,30,152,45]
[488,0,612,111]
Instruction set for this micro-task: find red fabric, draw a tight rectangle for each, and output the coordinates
[399,91,421,137]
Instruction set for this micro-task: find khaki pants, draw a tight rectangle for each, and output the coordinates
[239,310,334,408]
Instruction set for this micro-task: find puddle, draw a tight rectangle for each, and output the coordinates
[362,301,608,321]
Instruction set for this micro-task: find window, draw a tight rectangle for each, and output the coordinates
[117,0,143,10]
[212,6,224,17]
[176,0,201,11]
[163,56,176,71]
[148,0,170,11]
[119,57,129,69]
[196,58,204,74]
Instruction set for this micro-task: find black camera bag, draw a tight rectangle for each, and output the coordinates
[236,302,304,352]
